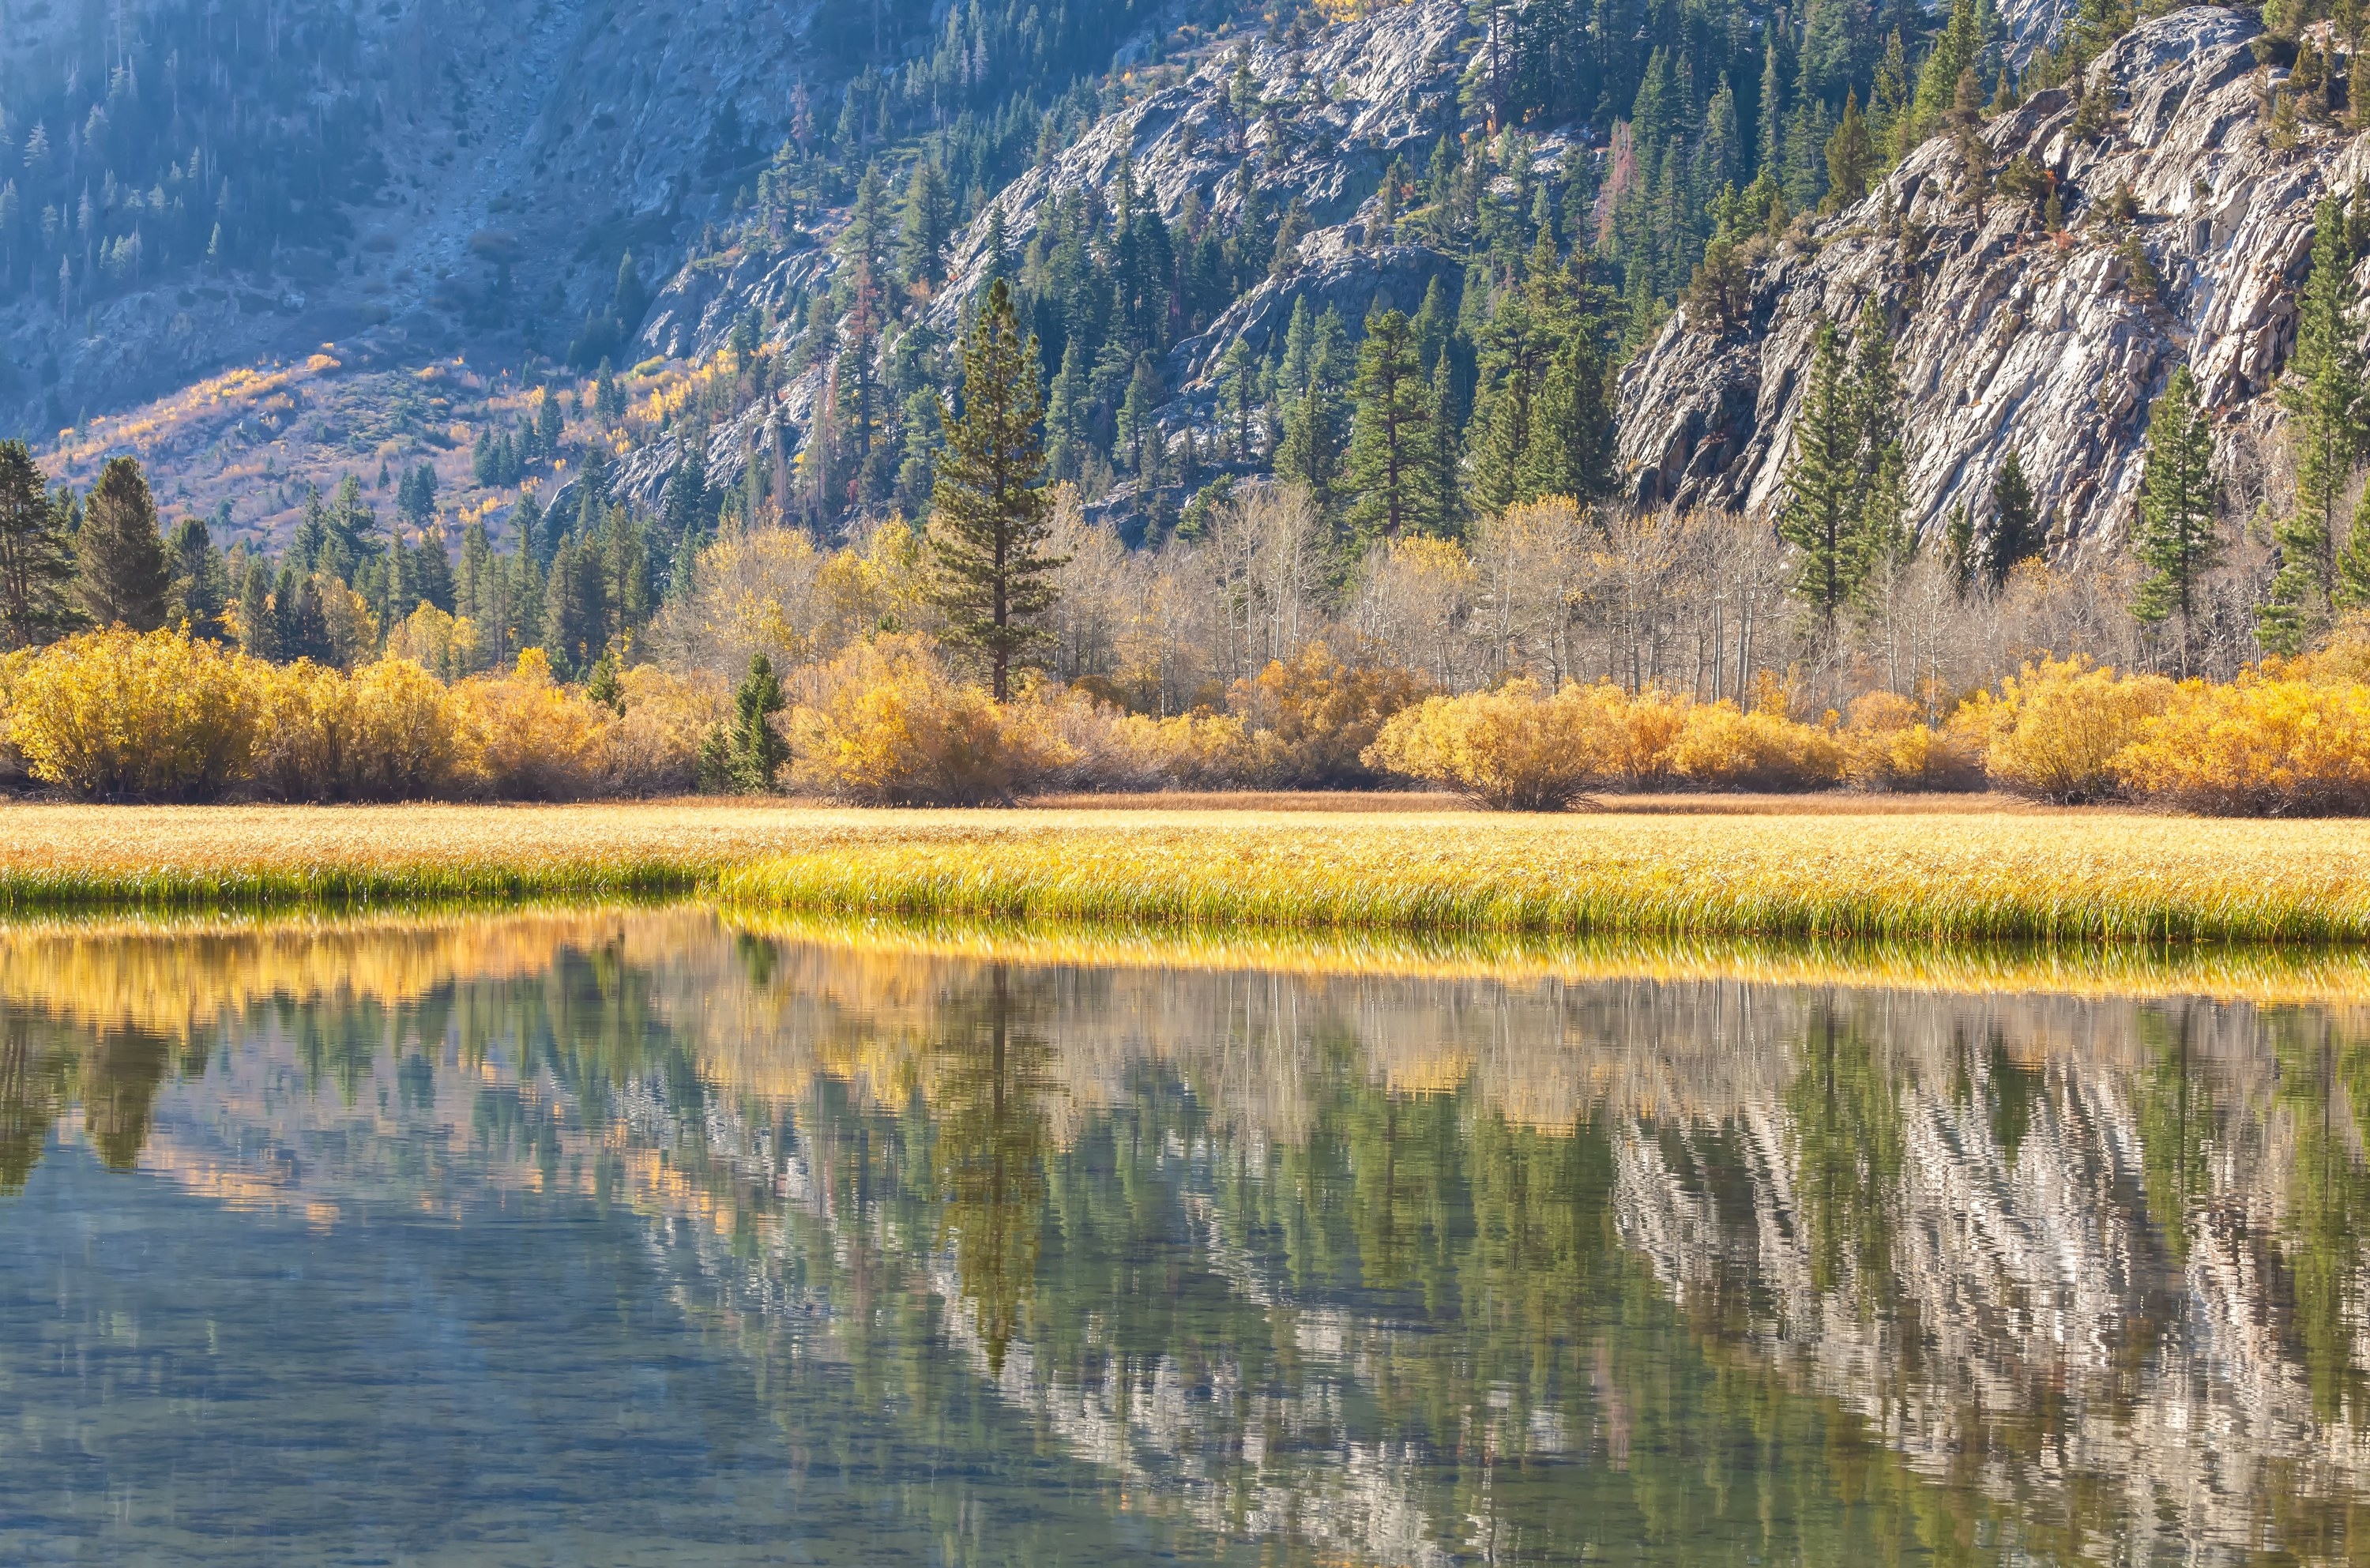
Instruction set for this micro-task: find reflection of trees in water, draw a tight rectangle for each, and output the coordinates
[929,964,1055,1374]
[31,922,2370,1557]
[1,1013,77,1193]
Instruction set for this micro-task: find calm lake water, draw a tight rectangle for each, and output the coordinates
[5,909,2370,1564]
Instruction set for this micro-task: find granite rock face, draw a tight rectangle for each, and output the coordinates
[1616,6,2358,558]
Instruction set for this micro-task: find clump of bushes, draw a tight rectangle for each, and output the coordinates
[782,635,1055,806]
[0,628,724,802]
[1958,656,2175,804]
[1360,681,1973,809]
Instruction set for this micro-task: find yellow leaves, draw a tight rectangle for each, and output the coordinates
[1365,682,1882,808]
[6,627,265,800]
[784,635,1059,804]
[1964,656,2175,803]
[386,604,482,682]
[2117,672,2370,815]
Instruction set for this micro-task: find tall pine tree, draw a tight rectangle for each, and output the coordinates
[927,277,1061,700]
[2131,363,2221,671]
[0,440,77,649]
[2263,196,2363,652]
[76,457,170,632]
[1345,308,1444,538]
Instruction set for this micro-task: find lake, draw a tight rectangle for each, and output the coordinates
[2,907,2366,1563]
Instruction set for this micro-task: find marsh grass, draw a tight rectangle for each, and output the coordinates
[8,800,2370,943]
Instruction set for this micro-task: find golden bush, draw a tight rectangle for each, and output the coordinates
[250,659,469,802]
[1224,641,1430,788]
[2117,673,2370,815]
[1363,679,1629,809]
[784,634,1056,805]
[0,646,32,788]
[1665,699,1847,790]
[450,649,616,799]
[608,665,730,795]
[6,626,264,800]
[1101,709,1254,789]
[1839,691,1984,792]
[1962,656,2174,803]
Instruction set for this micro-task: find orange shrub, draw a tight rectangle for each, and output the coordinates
[607,666,729,796]
[249,657,465,802]
[1839,691,1983,792]
[784,635,1057,804]
[1224,641,1430,788]
[2116,673,2370,815]
[5,627,263,800]
[1959,656,2174,803]
[1363,679,1631,809]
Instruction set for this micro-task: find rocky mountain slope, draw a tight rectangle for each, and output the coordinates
[1616,6,2345,556]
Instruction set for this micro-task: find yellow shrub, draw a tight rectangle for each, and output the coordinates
[450,649,616,799]
[1102,709,1253,788]
[608,665,730,796]
[2117,673,2370,815]
[5,627,263,799]
[1840,691,1984,792]
[1665,699,1847,790]
[1225,641,1430,788]
[249,658,465,801]
[1363,679,1631,809]
[0,647,32,788]
[784,634,1056,805]
[1962,656,2174,803]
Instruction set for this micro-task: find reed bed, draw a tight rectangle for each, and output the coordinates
[9,801,2370,943]
[714,810,2370,943]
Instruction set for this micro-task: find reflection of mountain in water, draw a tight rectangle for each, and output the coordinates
[6,910,2370,1561]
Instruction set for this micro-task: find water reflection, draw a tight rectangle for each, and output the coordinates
[6,910,2370,1562]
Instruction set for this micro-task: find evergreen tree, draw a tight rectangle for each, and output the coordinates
[542,533,606,675]
[1275,306,1351,510]
[1044,337,1089,482]
[1217,337,1261,461]
[705,653,789,793]
[76,456,170,631]
[1514,333,1616,506]
[2131,363,2221,669]
[1345,308,1445,539]
[2263,196,2363,652]
[1778,320,1869,619]
[166,517,231,638]
[896,388,943,516]
[927,277,1059,701]
[899,158,954,291]
[1988,451,2041,586]
[1823,89,1875,211]
[0,439,77,649]
[236,559,280,660]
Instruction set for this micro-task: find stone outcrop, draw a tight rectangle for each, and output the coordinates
[1616,6,2358,558]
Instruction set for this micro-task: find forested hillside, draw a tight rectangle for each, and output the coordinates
[9,0,2370,810]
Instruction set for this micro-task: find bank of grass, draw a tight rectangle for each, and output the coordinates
[6,799,2370,942]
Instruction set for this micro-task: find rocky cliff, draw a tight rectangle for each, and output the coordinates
[1616,6,2353,557]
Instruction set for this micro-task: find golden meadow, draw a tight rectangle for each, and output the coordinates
[7,801,2370,942]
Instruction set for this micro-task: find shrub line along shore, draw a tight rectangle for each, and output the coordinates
[6,800,2370,945]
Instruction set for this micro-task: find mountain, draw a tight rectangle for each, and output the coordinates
[1617,5,2337,556]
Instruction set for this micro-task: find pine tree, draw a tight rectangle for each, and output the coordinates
[2263,196,2362,652]
[76,456,170,631]
[1823,89,1875,211]
[899,158,953,291]
[167,517,231,638]
[1218,338,1260,462]
[1988,452,2041,586]
[1514,333,1616,506]
[1044,337,1088,482]
[236,559,280,660]
[1275,306,1351,509]
[2131,364,2221,670]
[1778,321,1868,619]
[927,277,1059,701]
[718,653,789,792]
[0,439,77,649]
[1345,308,1444,539]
